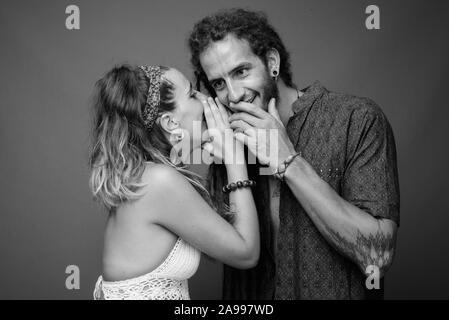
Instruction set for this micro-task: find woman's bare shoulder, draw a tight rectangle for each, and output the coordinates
[141,162,185,186]
[140,163,193,203]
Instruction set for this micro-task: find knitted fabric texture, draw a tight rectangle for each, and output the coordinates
[93,238,200,300]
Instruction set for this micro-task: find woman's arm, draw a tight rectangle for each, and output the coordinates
[223,143,259,267]
[142,163,259,269]
[143,96,259,269]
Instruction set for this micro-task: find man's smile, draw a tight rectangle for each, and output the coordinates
[243,94,257,104]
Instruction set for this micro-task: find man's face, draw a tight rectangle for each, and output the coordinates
[199,34,277,112]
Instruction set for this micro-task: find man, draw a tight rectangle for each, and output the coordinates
[188,8,400,299]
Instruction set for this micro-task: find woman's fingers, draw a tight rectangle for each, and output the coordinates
[202,98,216,129]
[207,97,225,128]
[202,141,214,155]
[215,97,229,124]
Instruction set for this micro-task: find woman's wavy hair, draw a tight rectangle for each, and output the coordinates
[188,8,294,95]
[89,64,213,212]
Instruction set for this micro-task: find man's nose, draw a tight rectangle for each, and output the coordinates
[227,82,244,105]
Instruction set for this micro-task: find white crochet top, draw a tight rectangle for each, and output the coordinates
[93,238,201,300]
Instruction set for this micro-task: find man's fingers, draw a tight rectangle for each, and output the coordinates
[229,112,262,127]
[267,98,281,123]
[234,132,249,146]
[229,101,266,119]
[230,119,253,133]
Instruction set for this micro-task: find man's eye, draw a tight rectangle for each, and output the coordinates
[236,68,249,77]
[212,80,225,91]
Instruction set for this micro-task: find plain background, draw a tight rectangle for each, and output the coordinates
[0,0,448,299]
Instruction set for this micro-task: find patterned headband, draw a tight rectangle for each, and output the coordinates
[139,65,161,131]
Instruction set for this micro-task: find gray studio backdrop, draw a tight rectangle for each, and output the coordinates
[1,0,448,299]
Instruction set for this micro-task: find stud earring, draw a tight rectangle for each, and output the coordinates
[170,129,185,144]
[169,147,182,166]
[177,131,184,142]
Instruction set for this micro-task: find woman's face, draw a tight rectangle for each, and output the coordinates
[162,68,209,157]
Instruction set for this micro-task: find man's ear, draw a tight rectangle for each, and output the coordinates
[266,48,281,76]
[159,112,180,135]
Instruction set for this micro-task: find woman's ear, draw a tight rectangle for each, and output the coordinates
[159,112,180,135]
[266,48,281,77]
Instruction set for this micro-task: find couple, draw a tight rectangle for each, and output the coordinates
[90,8,400,300]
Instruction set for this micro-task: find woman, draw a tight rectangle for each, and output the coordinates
[90,64,259,299]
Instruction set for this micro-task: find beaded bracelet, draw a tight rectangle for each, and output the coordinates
[273,152,302,181]
[222,180,256,193]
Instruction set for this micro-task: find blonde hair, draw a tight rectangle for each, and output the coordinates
[89,64,211,211]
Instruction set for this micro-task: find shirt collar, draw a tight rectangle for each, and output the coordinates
[292,80,328,114]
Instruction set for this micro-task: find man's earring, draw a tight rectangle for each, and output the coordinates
[272,69,279,80]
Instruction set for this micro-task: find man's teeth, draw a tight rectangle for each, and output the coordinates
[246,96,256,103]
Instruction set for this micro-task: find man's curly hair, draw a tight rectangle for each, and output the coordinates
[188,8,294,94]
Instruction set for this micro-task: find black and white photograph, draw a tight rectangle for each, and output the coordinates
[0,0,448,304]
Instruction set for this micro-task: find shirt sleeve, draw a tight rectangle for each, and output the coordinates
[342,100,400,225]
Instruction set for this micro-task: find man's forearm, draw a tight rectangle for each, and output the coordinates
[283,156,398,278]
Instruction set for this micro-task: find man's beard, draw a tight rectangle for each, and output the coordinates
[260,70,279,109]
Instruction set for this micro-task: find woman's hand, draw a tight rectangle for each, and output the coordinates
[201,97,244,165]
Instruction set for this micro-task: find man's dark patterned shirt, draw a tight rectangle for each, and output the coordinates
[223,81,400,300]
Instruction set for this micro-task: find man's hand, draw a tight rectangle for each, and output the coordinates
[229,98,296,173]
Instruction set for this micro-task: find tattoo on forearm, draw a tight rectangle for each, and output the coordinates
[323,224,396,276]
